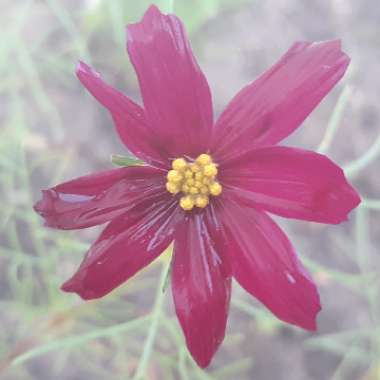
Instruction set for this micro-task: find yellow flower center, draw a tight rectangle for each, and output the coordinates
[166,154,222,211]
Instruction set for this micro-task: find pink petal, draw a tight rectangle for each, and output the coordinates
[34,166,166,229]
[127,5,214,159]
[77,61,168,168]
[217,200,321,330]
[172,211,231,368]
[62,195,182,300]
[221,146,360,224]
[211,40,350,163]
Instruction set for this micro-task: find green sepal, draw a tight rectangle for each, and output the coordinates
[111,154,144,167]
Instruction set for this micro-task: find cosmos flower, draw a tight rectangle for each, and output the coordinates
[34,5,360,368]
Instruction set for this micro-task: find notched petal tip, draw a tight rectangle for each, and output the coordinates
[276,269,322,332]
[60,278,75,293]
[126,4,161,39]
[342,188,361,220]
[76,60,100,79]
[300,288,321,332]
[61,276,95,301]
[33,189,74,229]
[141,3,166,23]
[354,192,362,209]
[292,39,350,73]
[320,39,350,68]
[145,3,161,15]
[126,4,173,48]
[321,174,361,224]
[33,189,54,218]
[33,199,44,216]
[307,180,360,225]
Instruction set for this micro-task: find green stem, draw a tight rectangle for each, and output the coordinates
[11,316,149,367]
[317,85,351,154]
[45,0,91,60]
[168,0,175,12]
[361,198,380,210]
[355,208,379,364]
[344,133,380,178]
[132,261,171,380]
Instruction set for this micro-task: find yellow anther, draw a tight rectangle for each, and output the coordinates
[172,158,188,171]
[203,164,217,177]
[180,196,194,211]
[167,170,183,183]
[166,182,180,194]
[166,154,222,211]
[195,172,204,181]
[209,182,222,196]
[190,164,201,173]
[196,153,212,166]
[184,170,193,179]
[195,195,209,208]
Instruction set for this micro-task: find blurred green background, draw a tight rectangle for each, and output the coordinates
[0,0,379,379]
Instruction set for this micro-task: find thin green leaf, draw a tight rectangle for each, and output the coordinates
[11,316,149,367]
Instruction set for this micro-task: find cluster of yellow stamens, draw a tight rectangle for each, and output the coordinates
[166,154,222,211]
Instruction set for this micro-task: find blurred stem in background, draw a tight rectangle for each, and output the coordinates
[132,257,171,380]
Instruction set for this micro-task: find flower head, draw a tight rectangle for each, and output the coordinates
[34,5,360,368]
[166,153,221,210]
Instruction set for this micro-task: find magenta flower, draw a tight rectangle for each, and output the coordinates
[34,5,360,368]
